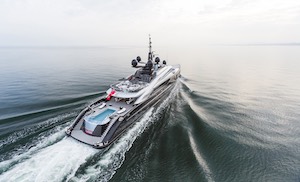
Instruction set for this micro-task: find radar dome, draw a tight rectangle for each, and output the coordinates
[155,57,160,64]
[131,59,138,67]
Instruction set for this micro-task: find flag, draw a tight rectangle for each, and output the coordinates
[106,89,116,101]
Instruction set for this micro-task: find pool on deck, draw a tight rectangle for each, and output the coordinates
[84,108,116,134]
[88,108,116,124]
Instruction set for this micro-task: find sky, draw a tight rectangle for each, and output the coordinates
[0,0,300,46]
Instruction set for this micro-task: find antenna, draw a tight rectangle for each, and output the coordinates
[148,34,153,61]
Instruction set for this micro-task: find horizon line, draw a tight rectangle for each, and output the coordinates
[0,43,300,48]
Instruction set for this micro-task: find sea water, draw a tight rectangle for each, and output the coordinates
[0,46,299,182]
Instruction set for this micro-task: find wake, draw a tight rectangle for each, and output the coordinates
[0,81,180,182]
[0,138,97,182]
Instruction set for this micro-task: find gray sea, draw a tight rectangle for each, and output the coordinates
[0,45,299,181]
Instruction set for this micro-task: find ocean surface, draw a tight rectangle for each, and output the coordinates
[0,45,299,182]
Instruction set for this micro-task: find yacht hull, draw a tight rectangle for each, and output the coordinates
[66,78,178,149]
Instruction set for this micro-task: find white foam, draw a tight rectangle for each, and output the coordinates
[0,112,75,148]
[0,138,97,182]
[0,126,67,172]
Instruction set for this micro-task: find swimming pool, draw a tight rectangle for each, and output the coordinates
[89,109,115,124]
[84,108,116,133]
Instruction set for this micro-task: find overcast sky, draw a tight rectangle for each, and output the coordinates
[0,0,300,46]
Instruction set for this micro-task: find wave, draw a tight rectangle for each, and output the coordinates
[188,132,214,182]
[180,79,289,149]
[178,77,300,181]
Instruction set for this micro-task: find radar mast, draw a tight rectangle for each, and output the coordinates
[148,35,153,61]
